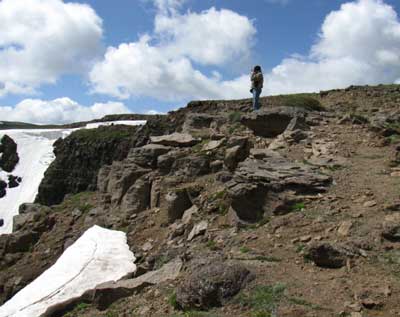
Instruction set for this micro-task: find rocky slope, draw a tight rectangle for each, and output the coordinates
[1,84,400,317]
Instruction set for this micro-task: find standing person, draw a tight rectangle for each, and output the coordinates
[250,65,264,111]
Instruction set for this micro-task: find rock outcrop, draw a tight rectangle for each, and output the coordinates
[0,135,19,173]
[226,151,331,222]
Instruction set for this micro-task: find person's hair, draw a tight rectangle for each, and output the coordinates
[254,65,262,72]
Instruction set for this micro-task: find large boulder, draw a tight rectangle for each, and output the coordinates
[120,176,151,215]
[8,175,22,188]
[150,133,200,147]
[97,161,151,206]
[165,189,193,223]
[304,243,356,268]
[241,108,303,137]
[226,153,331,222]
[0,135,19,172]
[127,144,172,168]
[171,155,211,177]
[176,262,253,310]
[382,225,400,242]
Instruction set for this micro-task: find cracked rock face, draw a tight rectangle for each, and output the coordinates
[226,154,331,222]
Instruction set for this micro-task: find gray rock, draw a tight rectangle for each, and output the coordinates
[176,262,253,310]
[165,189,193,223]
[150,178,161,208]
[226,157,331,222]
[202,139,225,151]
[210,160,224,173]
[120,176,151,215]
[128,144,172,168]
[187,220,208,241]
[98,161,151,206]
[0,135,19,173]
[182,205,199,225]
[382,225,400,242]
[305,243,355,268]
[157,149,188,175]
[0,180,6,198]
[171,155,210,177]
[150,133,200,147]
[241,108,296,137]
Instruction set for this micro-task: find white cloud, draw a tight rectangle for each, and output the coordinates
[89,0,400,105]
[89,5,255,101]
[264,0,400,95]
[0,0,103,97]
[154,7,255,65]
[152,0,186,14]
[0,98,131,124]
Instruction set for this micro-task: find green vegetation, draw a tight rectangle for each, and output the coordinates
[295,243,306,254]
[171,312,220,317]
[71,125,134,142]
[278,94,325,112]
[240,246,252,254]
[388,134,400,144]
[70,192,94,213]
[236,283,327,316]
[228,111,242,123]
[235,255,281,263]
[154,254,171,270]
[64,302,91,316]
[192,139,210,152]
[290,202,305,212]
[288,297,324,310]
[76,303,90,311]
[206,240,218,251]
[236,283,286,317]
[169,292,179,309]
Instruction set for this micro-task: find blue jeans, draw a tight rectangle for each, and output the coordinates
[252,88,262,111]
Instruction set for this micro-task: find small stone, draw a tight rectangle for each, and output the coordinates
[182,205,198,225]
[338,221,353,237]
[299,235,312,243]
[187,220,208,241]
[390,171,400,177]
[363,200,377,208]
[142,242,153,252]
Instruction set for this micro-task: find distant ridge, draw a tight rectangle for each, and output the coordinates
[0,113,164,130]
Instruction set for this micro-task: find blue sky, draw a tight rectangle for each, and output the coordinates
[0,0,400,123]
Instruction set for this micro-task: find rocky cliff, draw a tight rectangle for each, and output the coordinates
[2,84,400,317]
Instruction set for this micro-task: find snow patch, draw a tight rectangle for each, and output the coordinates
[85,120,147,129]
[0,129,72,234]
[0,120,146,234]
[0,225,136,317]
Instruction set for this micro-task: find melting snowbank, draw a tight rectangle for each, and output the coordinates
[0,120,146,234]
[0,225,136,317]
[0,129,72,234]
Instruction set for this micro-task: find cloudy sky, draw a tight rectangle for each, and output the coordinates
[0,0,400,124]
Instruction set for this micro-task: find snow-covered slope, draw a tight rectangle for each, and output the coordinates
[0,129,72,234]
[0,120,146,234]
[0,225,136,317]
